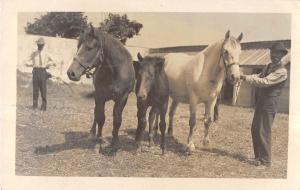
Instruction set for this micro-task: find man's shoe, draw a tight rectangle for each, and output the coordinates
[249,158,261,166]
[256,162,271,169]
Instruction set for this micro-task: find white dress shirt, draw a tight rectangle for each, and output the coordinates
[26,50,56,68]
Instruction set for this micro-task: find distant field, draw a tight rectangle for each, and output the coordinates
[16,71,288,178]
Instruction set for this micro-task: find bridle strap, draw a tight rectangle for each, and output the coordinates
[74,40,104,76]
[219,40,238,76]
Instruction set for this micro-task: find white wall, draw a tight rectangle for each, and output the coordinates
[18,34,149,84]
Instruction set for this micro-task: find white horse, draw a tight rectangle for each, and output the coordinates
[164,30,243,153]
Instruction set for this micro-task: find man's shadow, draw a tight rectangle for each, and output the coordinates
[200,148,253,164]
[34,131,137,157]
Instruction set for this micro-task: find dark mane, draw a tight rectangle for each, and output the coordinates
[78,28,132,68]
[142,56,165,64]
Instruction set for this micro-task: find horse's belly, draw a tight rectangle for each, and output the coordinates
[164,53,193,102]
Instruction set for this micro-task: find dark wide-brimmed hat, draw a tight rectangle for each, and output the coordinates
[36,37,45,45]
[270,42,288,55]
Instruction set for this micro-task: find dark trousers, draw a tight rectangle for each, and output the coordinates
[251,98,276,163]
[32,68,47,110]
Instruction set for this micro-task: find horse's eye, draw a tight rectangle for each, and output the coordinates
[87,46,93,51]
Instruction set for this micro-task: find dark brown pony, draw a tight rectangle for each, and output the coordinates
[134,54,169,155]
[67,25,135,152]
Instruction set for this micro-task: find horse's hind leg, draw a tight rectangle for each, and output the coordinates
[168,100,179,136]
[203,99,216,148]
[186,95,198,154]
[153,112,159,137]
[111,93,129,149]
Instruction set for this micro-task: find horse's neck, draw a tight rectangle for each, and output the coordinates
[202,41,225,83]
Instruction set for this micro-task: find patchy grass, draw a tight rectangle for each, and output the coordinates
[16,71,288,178]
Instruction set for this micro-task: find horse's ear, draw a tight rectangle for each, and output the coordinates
[133,61,140,78]
[156,58,165,71]
[225,30,230,39]
[137,52,143,62]
[237,32,243,42]
[89,23,96,37]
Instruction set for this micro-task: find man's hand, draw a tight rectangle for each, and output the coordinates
[46,63,56,69]
[25,63,32,67]
[240,74,246,81]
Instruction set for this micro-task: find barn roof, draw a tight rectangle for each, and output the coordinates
[149,39,291,68]
[239,48,290,67]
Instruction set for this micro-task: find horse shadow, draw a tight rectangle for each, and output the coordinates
[34,131,97,155]
[124,128,187,156]
[34,131,137,157]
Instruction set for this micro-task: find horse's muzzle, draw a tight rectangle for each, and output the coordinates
[67,70,80,81]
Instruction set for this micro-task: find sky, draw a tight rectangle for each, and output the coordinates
[18,12,291,48]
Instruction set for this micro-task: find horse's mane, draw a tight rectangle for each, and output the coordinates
[143,56,164,64]
[202,39,223,57]
[80,28,132,65]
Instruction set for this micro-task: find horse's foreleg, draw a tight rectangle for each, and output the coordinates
[90,118,97,137]
[203,98,217,147]
[187,95,198,154]
[153,112,159,137]
[148,107,158,147]
[168,100,179,136]
[93,101,106,153]
[135,102,147,153]
[111,94,128,149]
[92,101,105,138]
[159,102,168,155]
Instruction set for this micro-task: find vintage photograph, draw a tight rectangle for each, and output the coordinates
[16,12,290,178]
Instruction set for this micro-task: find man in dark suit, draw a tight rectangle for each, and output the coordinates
[240,42,288,168]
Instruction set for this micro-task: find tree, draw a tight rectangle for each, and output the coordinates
[25,12,88,39]
[99,13,143,44]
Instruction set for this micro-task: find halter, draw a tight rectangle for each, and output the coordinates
[74,40,104,77]
[219,40,239,77]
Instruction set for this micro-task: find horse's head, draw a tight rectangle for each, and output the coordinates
[134,53,165,101]
[221,30,243,84]
[67,24,103,81]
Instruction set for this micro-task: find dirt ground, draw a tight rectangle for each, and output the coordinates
[16,71,289,178]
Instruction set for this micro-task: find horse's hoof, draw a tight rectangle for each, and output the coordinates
[167,129,173,136]
[88,132,96,139]
[202,138,210,147]
[135,146,142,155]
[111,140,120,150]
[149,140,154,147]
[161,147,167,156]
[185,142,195,155]
[98,144,103,154]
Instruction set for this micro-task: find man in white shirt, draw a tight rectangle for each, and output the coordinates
[25,37,56,111]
